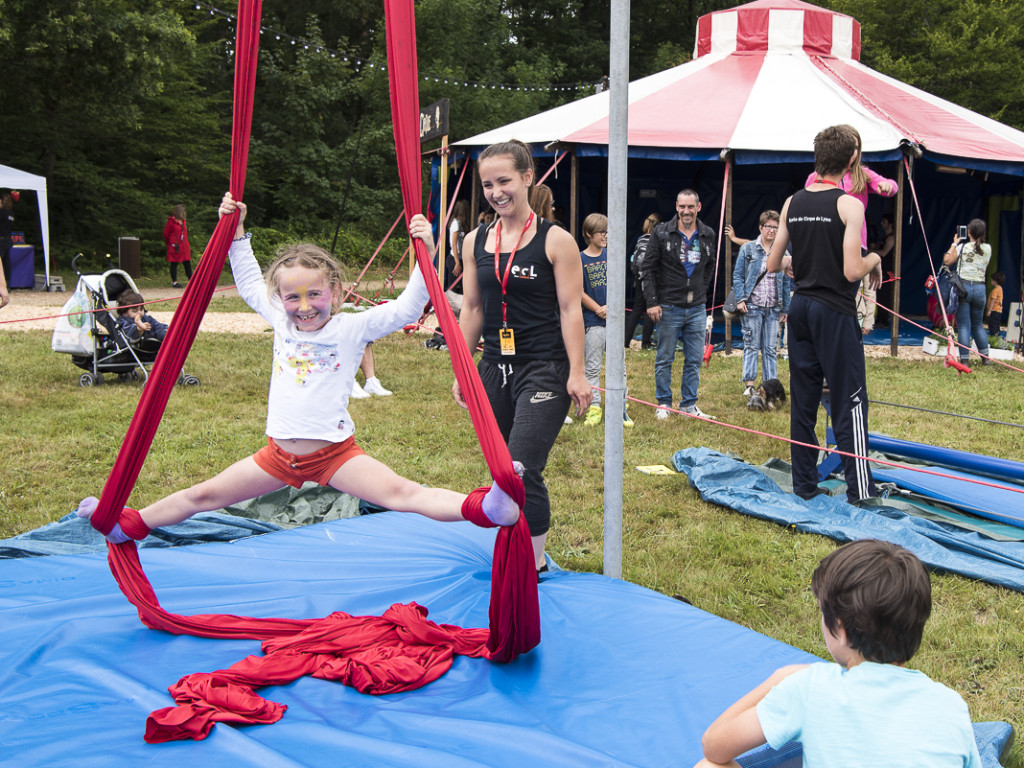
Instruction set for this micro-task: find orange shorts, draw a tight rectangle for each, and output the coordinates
[253,437,365,488]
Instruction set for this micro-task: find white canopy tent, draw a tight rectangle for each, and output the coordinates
[0,163,52,285]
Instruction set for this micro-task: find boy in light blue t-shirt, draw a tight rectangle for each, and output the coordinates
[695,539,982,768]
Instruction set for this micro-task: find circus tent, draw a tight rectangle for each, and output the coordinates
[458,0,1024,171]
[454,0,1024,320]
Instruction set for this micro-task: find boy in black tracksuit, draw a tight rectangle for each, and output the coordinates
[767,126,881,503]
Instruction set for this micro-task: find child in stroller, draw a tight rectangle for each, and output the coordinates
[116,291,168,343]
[51,255,198,387]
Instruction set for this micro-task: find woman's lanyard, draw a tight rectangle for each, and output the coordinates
[493,211,535,355]
[813,178,840,188]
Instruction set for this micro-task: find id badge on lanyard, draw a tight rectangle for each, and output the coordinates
[494,212,535,356]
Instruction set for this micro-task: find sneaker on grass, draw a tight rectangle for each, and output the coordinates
[363,376,393,396]
[655,407,669,421]
[682,405,715,420]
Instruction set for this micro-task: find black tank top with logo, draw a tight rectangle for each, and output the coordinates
[788,187,858,316]
[474,217,568,363]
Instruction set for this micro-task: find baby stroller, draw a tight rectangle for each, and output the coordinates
[51,254,200,388]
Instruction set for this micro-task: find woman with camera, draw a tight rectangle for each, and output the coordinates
[943,218,992,366]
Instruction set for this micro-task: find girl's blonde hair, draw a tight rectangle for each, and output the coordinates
[836,124,868,194]
[642,213,661,235]
[265,243,347,314]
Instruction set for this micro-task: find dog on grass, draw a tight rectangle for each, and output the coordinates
[747,378,787,411]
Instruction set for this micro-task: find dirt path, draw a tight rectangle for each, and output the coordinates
[5,286,1017,365]
[0,285,271,334]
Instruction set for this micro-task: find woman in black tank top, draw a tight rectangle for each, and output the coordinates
[455,140,592,573]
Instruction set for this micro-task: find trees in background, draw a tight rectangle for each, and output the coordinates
[0,0,1020,267]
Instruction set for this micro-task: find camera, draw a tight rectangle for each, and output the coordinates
[958,225,968,241]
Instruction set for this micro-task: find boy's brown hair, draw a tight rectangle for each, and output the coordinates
[582,213,608,241]
[811,539,931,664]
[117,291,146,316]
[813,125,859,179]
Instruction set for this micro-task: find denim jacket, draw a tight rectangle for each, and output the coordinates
[732,238,791,313]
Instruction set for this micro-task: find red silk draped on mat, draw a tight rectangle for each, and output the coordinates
[84,0,538,743]
[384,0,539,664]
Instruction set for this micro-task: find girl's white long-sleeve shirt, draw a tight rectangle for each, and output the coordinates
[229,238,429,443]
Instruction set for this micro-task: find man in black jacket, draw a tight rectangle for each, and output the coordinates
[642,189,717,420]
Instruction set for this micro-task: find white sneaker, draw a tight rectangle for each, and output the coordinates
[655,407,670,421]
[363,376,393,396]
[350,381,371,399]
[564,415,573,425]
[743,385,755,397]
[683,405,715,420]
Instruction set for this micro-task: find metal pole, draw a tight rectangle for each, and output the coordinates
[891,155,906,357]
[439,136,449,286]
[604,0,629,580]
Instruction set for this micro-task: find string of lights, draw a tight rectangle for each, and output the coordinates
[187,0,601,93]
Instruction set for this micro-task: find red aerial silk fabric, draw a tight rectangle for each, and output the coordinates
[145,603,490,742]
[384,0,540,663]
[83,0,539,742]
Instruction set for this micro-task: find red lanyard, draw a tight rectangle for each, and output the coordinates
[813,177,840,188]
[493,211,535,326]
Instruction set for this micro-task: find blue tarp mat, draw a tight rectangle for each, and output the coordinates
[1,512,1009,766]
[673,447,1024,594]
[0,511,283,558]
[862,323,930,346]
[873,466,1024,529]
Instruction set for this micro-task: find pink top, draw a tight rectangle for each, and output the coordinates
[804,166,896,249]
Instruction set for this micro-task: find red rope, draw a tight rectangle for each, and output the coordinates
[603,387,1024,496]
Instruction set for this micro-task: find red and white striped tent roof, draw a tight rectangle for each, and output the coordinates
[456,0,1024,174]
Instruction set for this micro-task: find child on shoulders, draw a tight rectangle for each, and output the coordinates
[116,291,169,342]
[695,539,982,768]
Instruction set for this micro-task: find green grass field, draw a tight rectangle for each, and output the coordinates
[1,320,1022,763]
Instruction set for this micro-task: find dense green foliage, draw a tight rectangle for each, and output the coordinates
[1,0,1021,269]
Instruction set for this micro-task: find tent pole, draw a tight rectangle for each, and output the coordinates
[724,155,734,354]
[603,0,629,580]
[570,151,579,241]
[891,155,907,357]
[471,158,480,224]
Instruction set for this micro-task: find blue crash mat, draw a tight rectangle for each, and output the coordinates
[873,466,1024,529]
[0,511,1010,766]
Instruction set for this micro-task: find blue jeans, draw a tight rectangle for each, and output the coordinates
[955,282,989,363]
[740,305,781,382]
[654,304,705,408]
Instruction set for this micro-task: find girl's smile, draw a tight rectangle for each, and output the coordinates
[277,265,336,332]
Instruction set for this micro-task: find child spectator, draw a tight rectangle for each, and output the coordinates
[116,291,169,342]
[986,271,1005,338]
[695,539,982,768]
[580,213,631,427]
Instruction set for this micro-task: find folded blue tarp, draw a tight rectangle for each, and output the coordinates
[673,447,1024,593]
